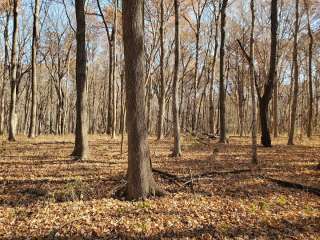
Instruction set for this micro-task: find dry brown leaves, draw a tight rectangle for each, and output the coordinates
[0,135,319,239]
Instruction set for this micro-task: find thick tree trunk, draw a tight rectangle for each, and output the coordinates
[288,0,299,145]
[29,0,40,138]
[171,0,181,157]
[258,0,277,147]
[122,0,163,200]
[157,0,165,140]
[219,0,228,143]
[8,0,19,142]
[72,0,89,160]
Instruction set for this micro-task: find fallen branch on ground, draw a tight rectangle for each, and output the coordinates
[261,175,320,197]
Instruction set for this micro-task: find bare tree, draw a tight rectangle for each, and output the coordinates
[72,0,89,160]
[288,0,299,145]
[250,0,257,164]
[219,0,228,143]
[8,0,19,141]
[305,0,313,138]
[122,0,164,200]
[28,0,40,138]
[0,12,9,135]
[171,0,181,157]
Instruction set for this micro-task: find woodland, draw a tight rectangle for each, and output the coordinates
[0,0,319,239]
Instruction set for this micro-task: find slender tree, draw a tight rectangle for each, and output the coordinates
[157,0,165,140]
[8,0,19,141]
[305,0,313,138]
[171,0,182,157]
[249,0,257,164]
[288,0,299,145]
[28,0,40,138]
[122,0,164,200]
[0,12,9,135]
[111,0,118,139]
[72,0,89,160]
[209,6,219,135]
[219,0,228,143]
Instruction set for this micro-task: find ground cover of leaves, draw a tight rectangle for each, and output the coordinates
[0,134,319,239]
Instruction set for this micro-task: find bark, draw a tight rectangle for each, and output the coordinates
[0,12,9,135]
[209,21,218,134]
[8,0,19,142]
[157,0,165,140]
[28,0,40,138]
[288,0,299,145]
[122,0,163,200]
[305,0,313,138]
[107,46,113,135]
[250,0,257,164]
[192,22,200,133]
[171,0,182,157]
[219,0,228,143]
[258,0,278,147]
[273,78,278,138]
[111,0,118,139]
[72,0,89,160]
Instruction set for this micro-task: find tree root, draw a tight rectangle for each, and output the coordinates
[113,181,168,201]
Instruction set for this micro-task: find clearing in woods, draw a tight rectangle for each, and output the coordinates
[0,135,319,239]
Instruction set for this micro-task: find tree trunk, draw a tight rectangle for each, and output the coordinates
[29,0,40,138]
[219,0,228,143]
[250,0,257,164]
[305,0,313,138]
[273,78,278,138]
[72,0,89,160]
[8,0,19,142]
[288,0,299,145]
[258,0,277,147]
[209,20,218,135]
[192,25,200,133]
[157,0,165,140]
[111,0,118,139]
[122,0,163,200]
[171,0,181,157]
[107,45,113,135]
[0,12,9,135]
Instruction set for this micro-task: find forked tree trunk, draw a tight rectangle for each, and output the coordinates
[219,0,228,143]
[29,0,40,138]
[258,0,277,147]
[122,0,163,200]
[288,0,299,145]
[72,0,89,160]
[8,0,19,142]
[157,0,165,140]
[171,0,181,157]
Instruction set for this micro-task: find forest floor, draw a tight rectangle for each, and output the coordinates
[0,134,319,240]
